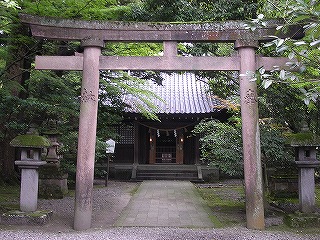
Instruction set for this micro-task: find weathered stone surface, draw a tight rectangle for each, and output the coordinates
[238,45,265,230]
[10,135,51,148]
[287,132,320,147]
[39,164,68,199]
[35,55,292,72]
[74,45,101,231]
[20,14,303,42]
[269,175,298,198]
[284,212,320,228]
[1,210,53,225]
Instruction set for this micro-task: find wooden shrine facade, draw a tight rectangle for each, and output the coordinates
[20,13,302,231]
[113,73,228,167]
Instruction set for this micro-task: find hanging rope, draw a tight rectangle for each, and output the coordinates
[137,121,197,132]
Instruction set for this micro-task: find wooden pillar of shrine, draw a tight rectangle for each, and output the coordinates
[176,130,184,164]
[133,122,140,165]
[149,129,156,164]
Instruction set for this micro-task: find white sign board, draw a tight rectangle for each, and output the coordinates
[106,139,116,154]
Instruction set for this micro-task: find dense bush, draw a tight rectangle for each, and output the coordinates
[193,120,243,177]
[193,119,295,177]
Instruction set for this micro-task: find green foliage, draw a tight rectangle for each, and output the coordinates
[21,0,132,20]
[260,124,295,172]
[0,94,25,140]
[101,71,163,121]
[27,70,81,125]
[126,0,258,22]
[104,42,162,57]
[193,119,294,177]
[247,0,320,105]
[0,0,20,33]
[258,83,313,133]
[97,81,124,139]
[193,120,243,177]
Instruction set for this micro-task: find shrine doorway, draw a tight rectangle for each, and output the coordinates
[156,131,177,164]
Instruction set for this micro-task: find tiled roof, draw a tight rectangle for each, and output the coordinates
[124,72,225,115]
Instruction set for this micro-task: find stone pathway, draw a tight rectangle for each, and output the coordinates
[115,180,214,228]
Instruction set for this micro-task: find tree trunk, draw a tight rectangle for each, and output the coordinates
[0,140,18,184]
[5,22,32,98]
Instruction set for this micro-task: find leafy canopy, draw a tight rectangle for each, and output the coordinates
[247,0,320,105]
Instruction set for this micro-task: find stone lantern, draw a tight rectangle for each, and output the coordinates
[44,129,60,165]
[39,126,68,199]
[288,128,320,213]
[10,128,51,212]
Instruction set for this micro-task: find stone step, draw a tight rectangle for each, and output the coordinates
[136,167,199,181]
[138,172,197,177]
[137,174,198,180]
[137,165,197,171]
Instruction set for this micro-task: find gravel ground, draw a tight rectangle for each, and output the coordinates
[0,226,319,240]
[1,180,320,240]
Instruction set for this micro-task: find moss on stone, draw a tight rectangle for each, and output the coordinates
[1,210,53,225]
[285,132,320,147]
[284,212,320,228]
[10,135,51,148]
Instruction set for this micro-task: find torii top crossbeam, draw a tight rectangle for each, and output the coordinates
[20,13,302,42]
[20,14,301,72]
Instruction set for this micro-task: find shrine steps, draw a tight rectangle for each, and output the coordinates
[134,164,203,182]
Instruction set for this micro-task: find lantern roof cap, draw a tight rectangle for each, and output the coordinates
[286,132,320,147]
[10,127,51,148]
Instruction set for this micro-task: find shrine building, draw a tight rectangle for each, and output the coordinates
[109,72,228,181]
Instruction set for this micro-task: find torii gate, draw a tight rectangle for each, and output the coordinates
[20,14,301,231]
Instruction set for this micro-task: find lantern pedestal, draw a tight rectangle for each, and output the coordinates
[16,159,46,212]
[0,128,53,226]
[295,160,320,213]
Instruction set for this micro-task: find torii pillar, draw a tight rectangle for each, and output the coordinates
[74,38,104,231]
[236,40,265,230]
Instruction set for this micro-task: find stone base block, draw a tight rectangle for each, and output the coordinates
[201,166,219,182]
[284,212,320,228]
[39,178,68,199]
[1,210,53,226]
[270,175,298,198]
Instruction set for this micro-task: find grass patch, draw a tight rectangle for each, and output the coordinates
[129,184,140,196]
[198,186,245,209]
[0,184,20,214]
[197,186,245,227]
[208,215,224,228]
[65,189,75,197]
[268,223,320,235]
[0,184,20,202]
[315,186,320,206]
